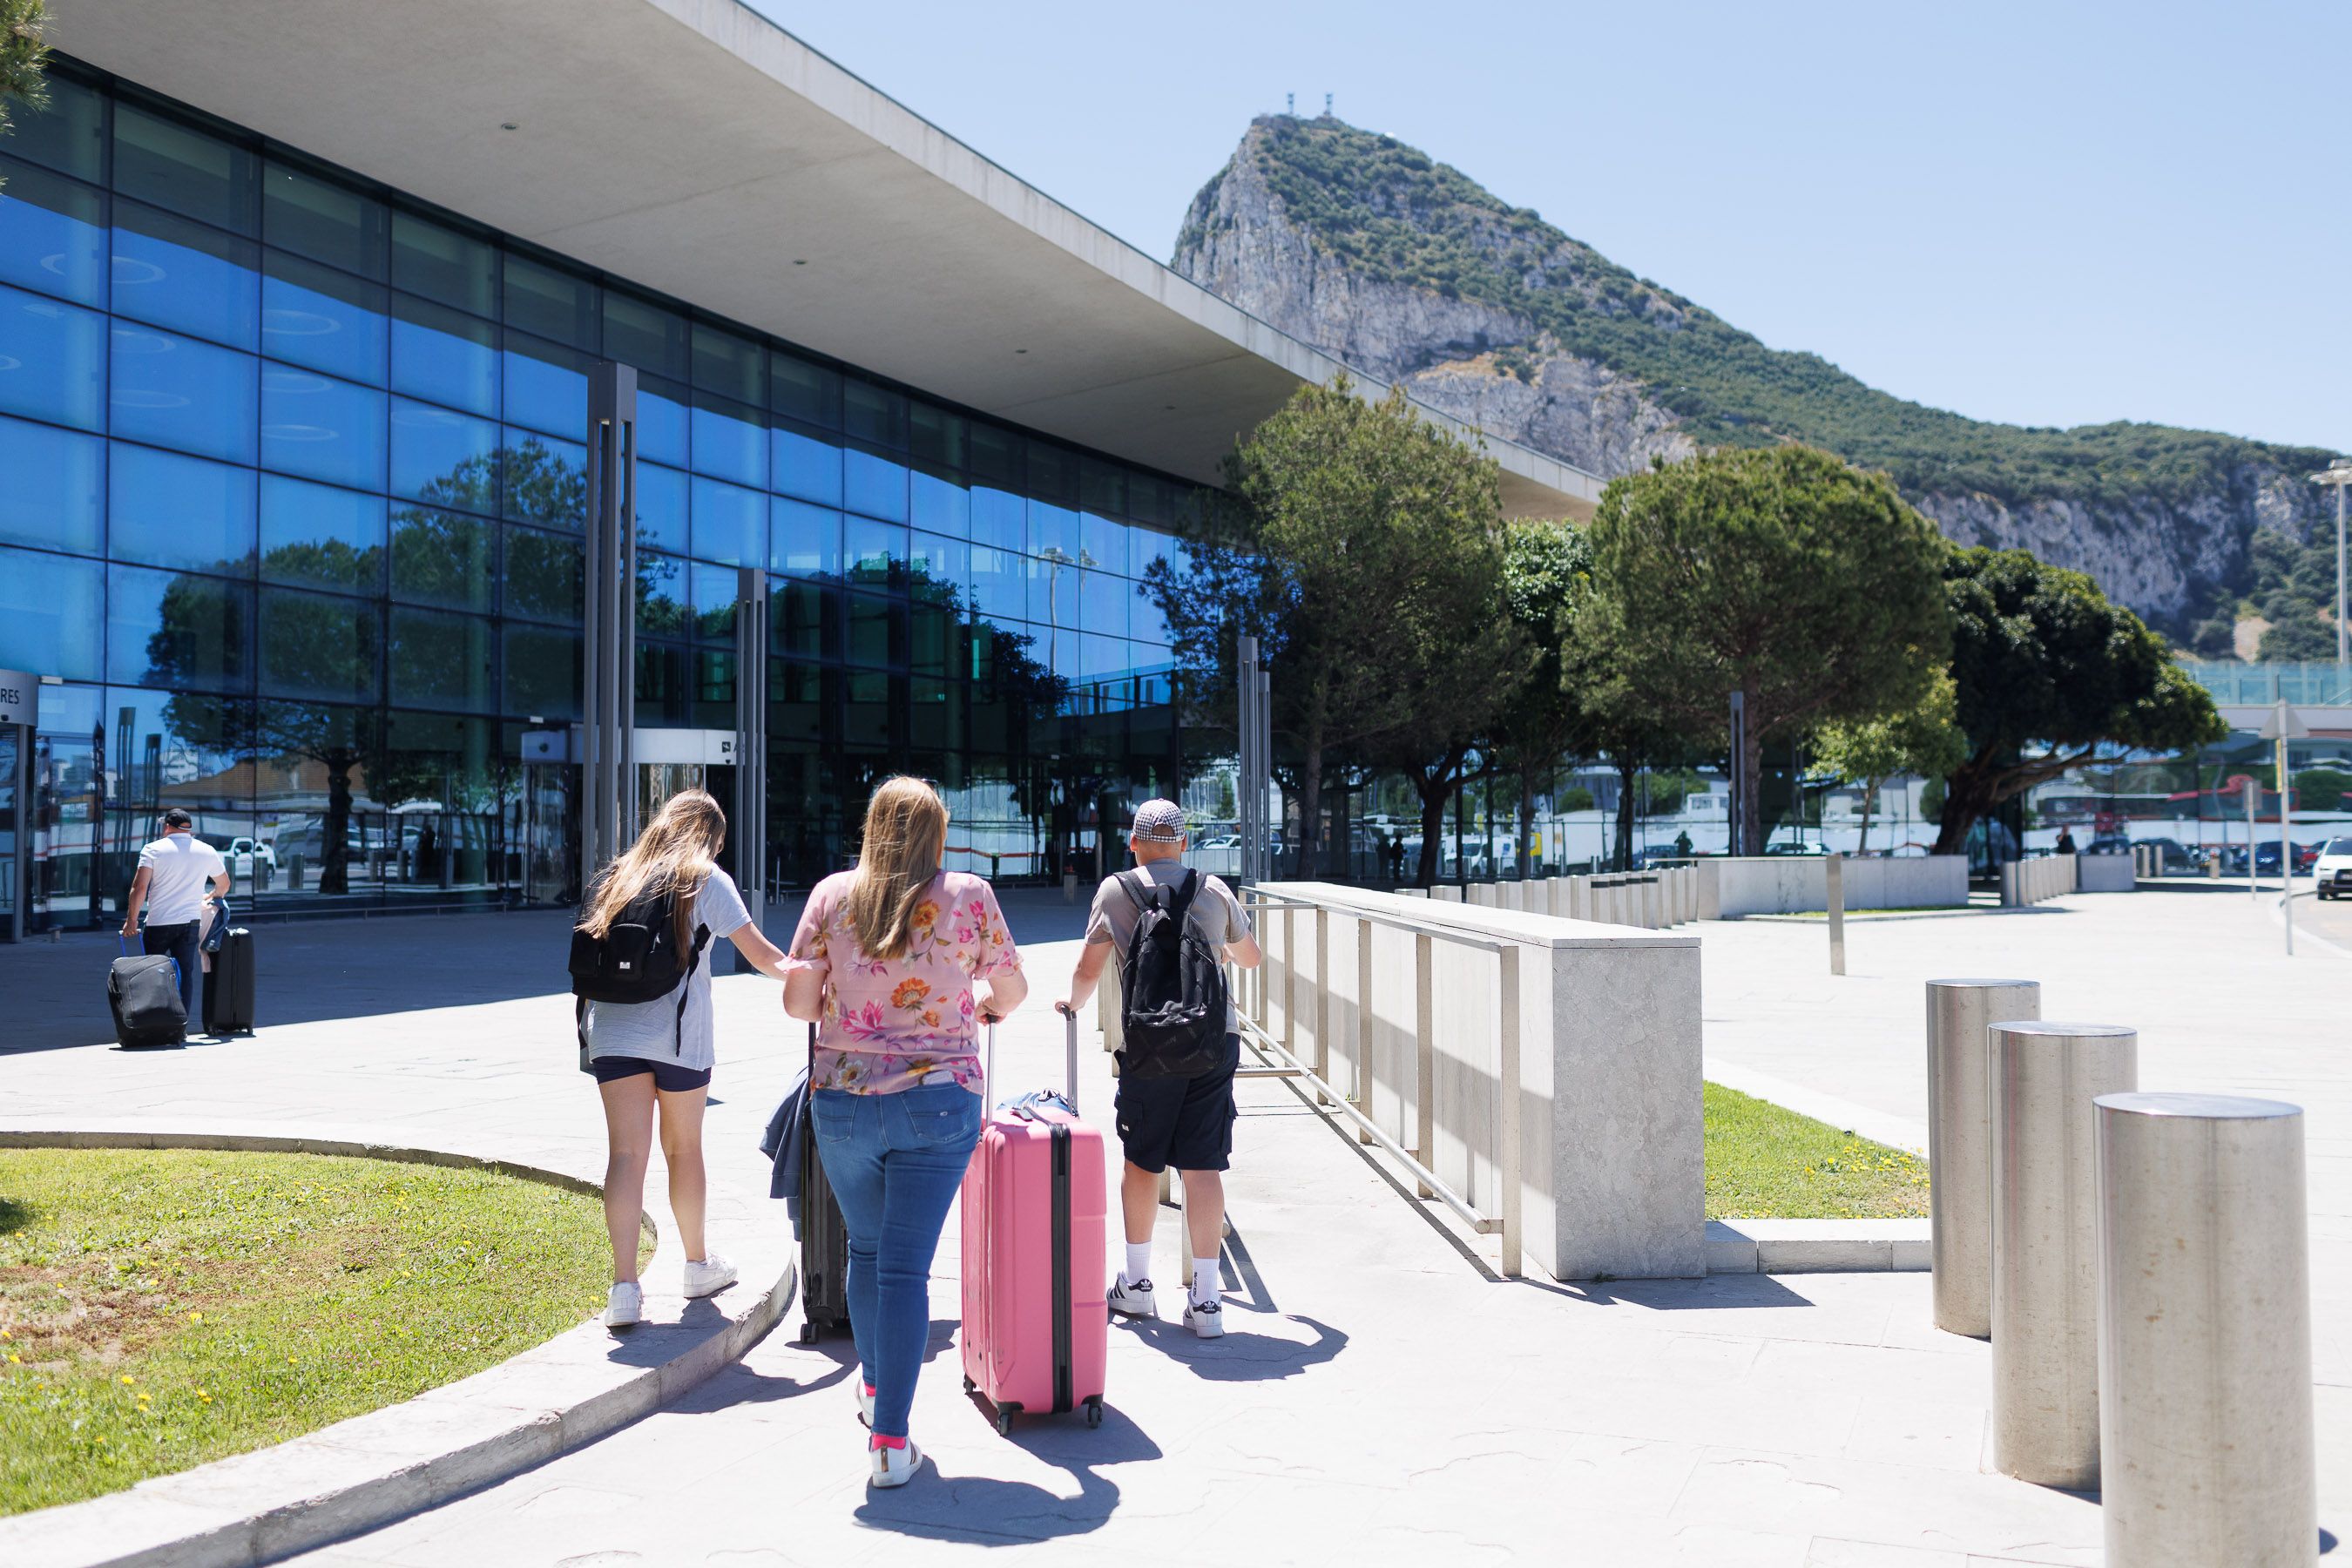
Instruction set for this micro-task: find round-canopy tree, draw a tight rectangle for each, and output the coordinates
[1582,446,1952,855]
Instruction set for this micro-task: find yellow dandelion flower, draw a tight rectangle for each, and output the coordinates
[6,1353,19,1364]
[187,1311,202,1323]
[120,1375,135,1386]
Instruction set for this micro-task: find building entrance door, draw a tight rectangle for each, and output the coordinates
[0,725,21,943]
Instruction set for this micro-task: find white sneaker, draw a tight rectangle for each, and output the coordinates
[868,1440,923,1489]
[856,1382,875,1427]
[1184,1296,1224,1339]
[604,1281,643,1328]
[682,1254,738,1299]
[1106,1275,1157,1319]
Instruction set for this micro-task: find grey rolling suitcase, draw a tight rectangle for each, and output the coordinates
[109,943,186,1048]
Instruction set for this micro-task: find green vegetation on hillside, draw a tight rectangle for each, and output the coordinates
[1227,117,2333,516]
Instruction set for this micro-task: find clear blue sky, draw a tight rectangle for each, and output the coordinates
[755,0,2349,455]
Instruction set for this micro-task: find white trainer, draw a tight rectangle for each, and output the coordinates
[604,1281,643,1328]
[682,1254,738,1299]
[856,1382,875,1427]
[1184,1296,1225,1339]
[868,1440,923,1488]
[1106,1275,1157,1319]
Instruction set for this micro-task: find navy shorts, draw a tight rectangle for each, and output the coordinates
[590,1056,713,1093]
[1114,1033,1240,1174]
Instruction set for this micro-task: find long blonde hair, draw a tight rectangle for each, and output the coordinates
[846,776,948,962]
[577,788,726,953]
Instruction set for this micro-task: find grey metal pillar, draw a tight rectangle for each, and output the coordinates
[733,566,768,938]
[1990,1020,2137,1488]
[2095,1092,2315,1567]
[1925,978,2040,1337]
[1825,854,1846,975]
[582,362,639,886]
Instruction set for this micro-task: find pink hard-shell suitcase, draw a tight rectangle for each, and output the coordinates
[960,1010,1108,1432]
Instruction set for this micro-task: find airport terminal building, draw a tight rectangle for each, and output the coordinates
[0,0,1592,939]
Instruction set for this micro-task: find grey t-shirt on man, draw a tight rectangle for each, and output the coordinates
[582,869,750,1073]
[1084,860,1254,1032]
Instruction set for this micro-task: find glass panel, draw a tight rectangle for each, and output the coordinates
[0,283,105,425]
[690,390,765,486]
[635,643,689,725]
[909,402,964,469]
[637,551,686,637]
[909,604,957,679]
[847,593,903,669]
[0,544,103,679]
[504,524,583,624]
[770,351,839,428]
[845,515,907,591]
[969,543,1026,623]
[108,562,253,692]
[1027,443,1076,504]
[772,421,841,505]
[908,676,962,750]
[110,322,257,463]
[389,399,498,511]
[909,463,969,538]
[503,253,597,350]
[909,531,967,609]
[1078,456,1125,517]
[389,506,494,610]
[842,380,904,449]
[260,364,387,490]
[262,159,387,280]
[604,292,687,380]
[387,607,495,712]
[1079,567,1131,639]
[634,462,687,554]
[690,475,763,567]
[843,672,893,747]
[260,585,379,701]
[770,497,841,580]
[504,625,582,720]
[112,105,256,235]
[0,156,108,308]
[1029,498,1076,558]
[844,447,907,523]
[390,212,497,318]
[108,199,259,347]
[970,422,1021,489]
[500,432,586,531]
[0,415,103,554]
[692,321,763,404]
[261,250,388,382]
[970,484,1024,552]
[502,330,590,437]
[774,580,839,662]
[1080,510,1131,578]
[260,475,384,596]
[7,73,104,182]
[1132,582,1173,651]
[691,561,739,641]
[638,374,687,467]
[108,444,256,573]
[390,292,497,416]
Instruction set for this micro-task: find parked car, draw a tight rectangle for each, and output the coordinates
[2315,837,2352,900]
[224,836,277,876]
[1764,840,1829,856]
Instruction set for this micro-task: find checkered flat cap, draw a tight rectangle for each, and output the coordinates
[1129,800,1188,842]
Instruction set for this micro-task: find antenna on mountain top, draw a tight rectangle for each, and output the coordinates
[1285,92,1294,116]
[1324,92,1333,118]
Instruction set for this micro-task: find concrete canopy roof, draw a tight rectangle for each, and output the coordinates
[50,0,1601,519]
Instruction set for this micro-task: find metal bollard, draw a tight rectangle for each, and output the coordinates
[1925,978,2040,1337]
[1990,1020,2137,1488]
[2095,1093,2315,1567]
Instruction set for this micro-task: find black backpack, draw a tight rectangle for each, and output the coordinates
[567,882,711,1064]
[1116,868,1228,1079]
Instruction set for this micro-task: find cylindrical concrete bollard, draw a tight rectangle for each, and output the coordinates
[1925,979,2041,1337]
[1990,1020,2137,1488]
[1639,874,1660,929]
[2096,1093,2315,1567]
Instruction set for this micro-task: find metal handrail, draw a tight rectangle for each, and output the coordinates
[1233,883,1524,1278]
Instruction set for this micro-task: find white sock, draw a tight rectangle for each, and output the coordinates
[1125,1241,1153,1286]
[1192,1257,1220,1306]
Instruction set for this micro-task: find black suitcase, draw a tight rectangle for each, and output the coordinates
[109,953,186,1048]
[797,1024,852,1343]
[202,928,255,1035]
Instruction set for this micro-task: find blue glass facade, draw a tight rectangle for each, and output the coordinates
[0,60,1191,929]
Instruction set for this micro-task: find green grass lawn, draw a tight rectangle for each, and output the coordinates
[0,1148,630,1516]
[1704,1083,1930,1220]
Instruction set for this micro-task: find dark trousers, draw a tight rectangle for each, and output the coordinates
[142,921,201,1022]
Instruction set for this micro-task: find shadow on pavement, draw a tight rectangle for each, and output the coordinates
[1116,1311,1347,1382]
[855,1401,1158,1545]
[1544,1272,1817,1309]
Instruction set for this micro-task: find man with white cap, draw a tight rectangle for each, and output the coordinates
[1059,799,1260,1337]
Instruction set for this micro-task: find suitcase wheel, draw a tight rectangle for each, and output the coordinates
[994,1402,1020,1436]
[1083,1397,1103,1429]
[798,1320,819,1345]
[962,1375,975,1395]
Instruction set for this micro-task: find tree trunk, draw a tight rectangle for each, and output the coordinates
[1295,727,1325,882]
[1517,768,1538,879]
[1414,769,1450,889]
[1332,771,1352,882]
[320,754,354,896]
[1855,775,1878,857]
[1933,760,2002,856]
[1613,756,1639,871]
[1739,688,1765,858]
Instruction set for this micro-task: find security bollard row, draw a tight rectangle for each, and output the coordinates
[1923,980,2317,1564]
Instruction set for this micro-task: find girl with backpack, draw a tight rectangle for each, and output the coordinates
[784,776,1027,1487]
[574,789,795,1329]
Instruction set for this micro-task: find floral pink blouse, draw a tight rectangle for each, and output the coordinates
[786,869,1021,1096]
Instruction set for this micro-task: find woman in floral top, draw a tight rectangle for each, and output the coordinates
[783,776,1024,1489]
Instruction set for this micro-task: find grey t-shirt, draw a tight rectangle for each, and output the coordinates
[582,869,751,1073]
[1084,861,1254,1031]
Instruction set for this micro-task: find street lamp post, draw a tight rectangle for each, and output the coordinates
[2311,459,2352,679]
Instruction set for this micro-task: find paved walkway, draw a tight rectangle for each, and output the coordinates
[0,890,2342,1564]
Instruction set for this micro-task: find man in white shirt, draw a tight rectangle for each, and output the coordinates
[121,809,232,1023]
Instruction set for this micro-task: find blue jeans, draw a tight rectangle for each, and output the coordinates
[141,920,200,1022]
[810,1083,983,1440]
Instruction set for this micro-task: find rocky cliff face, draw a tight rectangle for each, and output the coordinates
[1173,118,2332,642]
